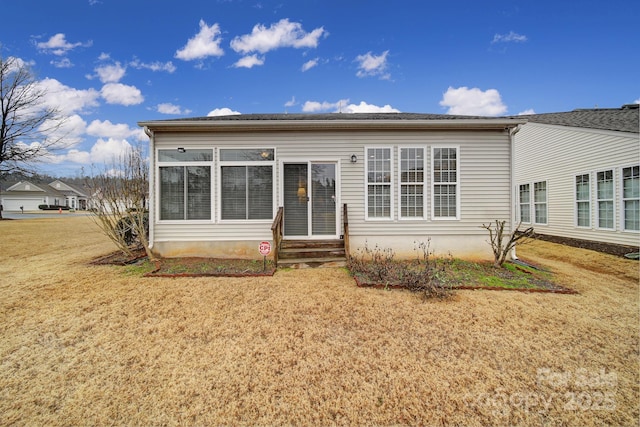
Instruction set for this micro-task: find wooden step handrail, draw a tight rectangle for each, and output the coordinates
[271,206,284,267]
[343,203,350,259]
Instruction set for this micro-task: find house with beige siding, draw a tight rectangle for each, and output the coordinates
[139,113,525,265]
[514,104,639,249]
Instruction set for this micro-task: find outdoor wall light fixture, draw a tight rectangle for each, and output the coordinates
[177,147,186,153]
[350,154,358,163]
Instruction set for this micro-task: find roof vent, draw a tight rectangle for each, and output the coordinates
[621,103,639,110]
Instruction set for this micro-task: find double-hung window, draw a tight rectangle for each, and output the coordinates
[399,147,424,218]
[219,148,274,220]
[519,184,531,223]
[432,147,459,219]
[575,174,591,227]
[597,170,614,229]
[622,165,640,231]
[158,149,213,221]
[366,147,392,219]
[534,181,547,224]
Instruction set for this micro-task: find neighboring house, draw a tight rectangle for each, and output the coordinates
[139,113,525,261]
[49,179,90,210]
[1,181,65,211]
[514,104,640,248]
[1,180,90,211]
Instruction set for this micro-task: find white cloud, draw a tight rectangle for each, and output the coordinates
[634,98,640,104]
[492,31,528,44]
[175,20,224,61]
[36,33,92,55]
[518,108,536,115]
[284,96,297,108]
[86,119,145,140]
[36,78,100,115]
[301,58,318,72]
[156,103,192,115]
[233,54,265,68]
[230,18,326,55]
[64,149,91,164]
[129,58,176,73]
[51,58,73,68]
[207,107,241,116]
[89,138,133,163]
[95,62,126,83]
[302,99,399,113]
[355,50,390,79]
[439,86,507,116]
[100,83,144,106]
[302,99,347,113]
[342,101,400,113]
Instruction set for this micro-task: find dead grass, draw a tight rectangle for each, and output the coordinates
[0,216,638,426]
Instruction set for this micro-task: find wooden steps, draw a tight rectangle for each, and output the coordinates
[277,239,346,268]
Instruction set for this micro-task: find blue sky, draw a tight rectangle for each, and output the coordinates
[1,0,638,177]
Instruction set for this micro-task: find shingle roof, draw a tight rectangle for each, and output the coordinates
[514,104,639,133]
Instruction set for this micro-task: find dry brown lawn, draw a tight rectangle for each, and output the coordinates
[1,216,638,426]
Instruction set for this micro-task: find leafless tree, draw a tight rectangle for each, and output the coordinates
[85,145,155,261]
[0,54,69,219]
[0,55,68,175]
[482,220,535,268]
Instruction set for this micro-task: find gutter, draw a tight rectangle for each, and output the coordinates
[143,126,155,250]
[137,118,527,133]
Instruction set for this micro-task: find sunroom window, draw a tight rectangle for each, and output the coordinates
[158,149,213,221]
[219,149,274,220]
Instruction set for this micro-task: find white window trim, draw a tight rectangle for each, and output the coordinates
[431,145,460,221]
[595,168,615,231]
[217,147,276,223]
[397,146,426,220]
[156,147,214,224]
[364,146,394,221]
[533,180,548,225]
[518,183,532,225]
[574,172,592,229]
[620,163,640,233]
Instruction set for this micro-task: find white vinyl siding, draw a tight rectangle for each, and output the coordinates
[575,174,590,228]
[514,122,639,247]
[149,129,513,260]
[622,165,640,231]
[597,170,614,230]
[366,147,392,219]
[399,147,425,219]
[432,147,459,220]
[519,184,531,223]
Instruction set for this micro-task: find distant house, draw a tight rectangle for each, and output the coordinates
[49,180,89,210]
[139,113,525,263]
[2,181,64,211]
[514,104,640,248]
[1,180,89,211]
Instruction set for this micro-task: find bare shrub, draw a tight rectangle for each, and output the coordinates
[482,220,535,268]
[348,239,454,300]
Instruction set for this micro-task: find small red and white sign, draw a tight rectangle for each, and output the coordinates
[259,241,271,256]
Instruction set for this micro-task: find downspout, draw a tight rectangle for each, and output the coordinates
[509,124,522,260]
[144,126,155,250]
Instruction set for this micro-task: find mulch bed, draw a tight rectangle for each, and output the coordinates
[533,233,639,258]
[143,257,276,277]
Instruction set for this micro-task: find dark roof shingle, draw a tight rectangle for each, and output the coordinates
[513,104,639,133]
